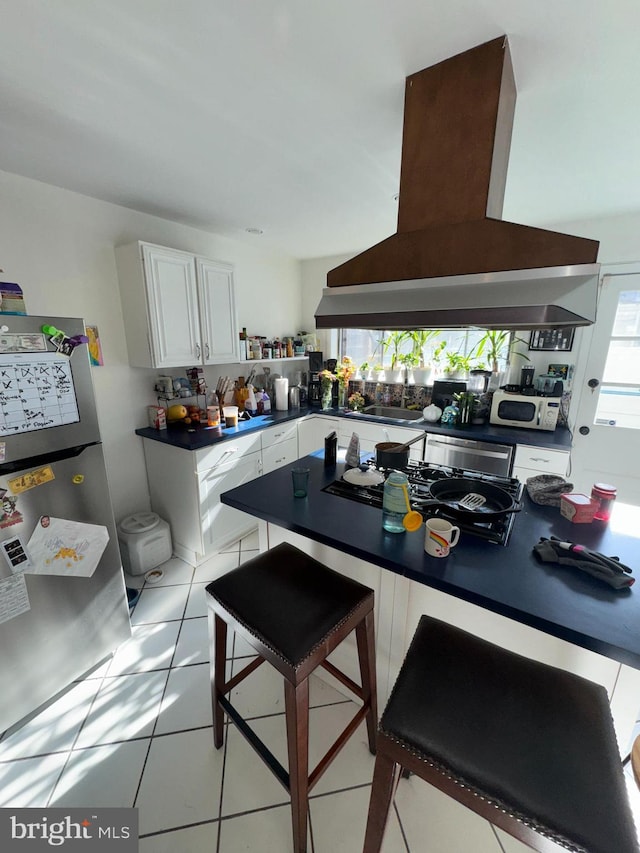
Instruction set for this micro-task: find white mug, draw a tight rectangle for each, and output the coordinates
[424,518,460,558]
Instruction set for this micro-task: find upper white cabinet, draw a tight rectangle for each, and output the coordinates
[115,241,239,368]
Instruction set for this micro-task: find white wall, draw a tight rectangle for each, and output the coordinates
[0,170,301,522]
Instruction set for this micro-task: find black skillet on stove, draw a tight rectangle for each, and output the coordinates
[412,477,522,523]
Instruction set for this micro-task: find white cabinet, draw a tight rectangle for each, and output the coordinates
[198,451,262,554]
[143,434,262,564]
[115,241,238,368]
[339,419,425,460]
[513,445,570,483]
[141,423,299,563]
[260,422,299,474]
[298,416,340,456]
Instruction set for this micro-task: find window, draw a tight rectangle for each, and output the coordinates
[595,290,640,429]
[338,328,506,373]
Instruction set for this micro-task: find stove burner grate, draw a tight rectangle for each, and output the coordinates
[322,459,523,546]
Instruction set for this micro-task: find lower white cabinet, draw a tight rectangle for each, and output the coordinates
[198,451,262,554]
[298,416,340,456]
[142,422,300,563]
[338,420,425,460]
[260,422,299,474]
[143,435,263,564]
[513,445,570,483]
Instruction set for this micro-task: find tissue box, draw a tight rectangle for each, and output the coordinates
[560,493,598,523]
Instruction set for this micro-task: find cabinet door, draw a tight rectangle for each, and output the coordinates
[262,437,298,473]
[514,446,569,477]
[298,416,340,456]
[260,422,299,450]
[142,244,201,368]
[339,421,425,460]
[196,258,239,364]
[199,451,262,554]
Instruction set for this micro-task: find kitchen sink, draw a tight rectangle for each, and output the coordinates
[349,405,424,422]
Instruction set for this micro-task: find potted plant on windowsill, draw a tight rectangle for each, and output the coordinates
[471,330,530,390]
[442,351,473,380]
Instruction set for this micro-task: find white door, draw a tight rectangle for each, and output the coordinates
[142,244,200,367]
[196,258,239,364]
[570,268,640,503]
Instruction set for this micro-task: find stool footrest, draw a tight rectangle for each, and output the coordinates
[219,694,290,791]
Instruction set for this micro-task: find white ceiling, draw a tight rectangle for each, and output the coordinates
[1,0,639,260]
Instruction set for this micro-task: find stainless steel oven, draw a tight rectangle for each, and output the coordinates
[426,434,514,477]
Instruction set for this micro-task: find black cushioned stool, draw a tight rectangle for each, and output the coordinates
[364,615,639,853]
[205,542,377,853]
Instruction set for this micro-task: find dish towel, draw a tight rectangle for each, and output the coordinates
[526,474,574,506]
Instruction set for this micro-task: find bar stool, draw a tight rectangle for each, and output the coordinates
[364,615,639,853]
[205,542,377,853]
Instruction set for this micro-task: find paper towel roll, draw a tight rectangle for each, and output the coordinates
[274,377,289,411]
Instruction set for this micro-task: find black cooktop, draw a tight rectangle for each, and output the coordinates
[322,460,524,546]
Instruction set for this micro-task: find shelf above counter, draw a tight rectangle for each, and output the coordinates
[237,355,309,365]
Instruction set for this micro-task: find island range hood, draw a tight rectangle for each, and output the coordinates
[315,36,600,331]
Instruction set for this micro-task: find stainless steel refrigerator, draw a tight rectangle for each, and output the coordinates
[0,315,131,733]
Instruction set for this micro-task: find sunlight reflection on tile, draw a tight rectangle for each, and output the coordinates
[75,671,168,748]
[106,622,181,676]
[0,679,101,760]
[0,753,69,807]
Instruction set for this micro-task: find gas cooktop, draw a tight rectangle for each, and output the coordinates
[322,460,524,546]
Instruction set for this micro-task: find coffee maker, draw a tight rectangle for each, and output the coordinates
[307,352,324,406]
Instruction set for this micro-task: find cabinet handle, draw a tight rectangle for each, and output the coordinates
[275,456,285,464]
[211,447,238,469]
[530,456,550,463]
[195,343,201,360]
[205,343,210,360]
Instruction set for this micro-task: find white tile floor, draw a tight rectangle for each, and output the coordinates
[1,530,638,852]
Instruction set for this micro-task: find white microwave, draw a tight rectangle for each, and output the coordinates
[490,391,560,431]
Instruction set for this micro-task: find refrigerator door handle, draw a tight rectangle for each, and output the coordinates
[0,442,100,476]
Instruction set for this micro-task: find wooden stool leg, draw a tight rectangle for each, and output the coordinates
[356,610,378,754]
[211,614,227,749]
[284,677,310,853]
[363,750,402,853]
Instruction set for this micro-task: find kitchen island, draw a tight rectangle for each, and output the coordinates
[220,452,640,748]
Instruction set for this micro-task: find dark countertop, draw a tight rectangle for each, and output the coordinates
[136,408,306,451]
[137,406,572,452]
[220,453,640,669]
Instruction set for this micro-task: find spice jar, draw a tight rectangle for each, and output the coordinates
[590,483,617,522]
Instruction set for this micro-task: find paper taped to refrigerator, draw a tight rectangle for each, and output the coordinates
[25,516,109,578]
[0,353,80,436]
[0,574,30,624]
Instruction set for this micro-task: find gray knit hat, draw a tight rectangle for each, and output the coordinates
[526,474,574,506]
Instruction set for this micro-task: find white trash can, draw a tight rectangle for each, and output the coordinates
[118,512,172,576]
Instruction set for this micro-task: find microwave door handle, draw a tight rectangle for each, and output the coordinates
[536,402,542,426]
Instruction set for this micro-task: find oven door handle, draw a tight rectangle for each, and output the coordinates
[428,439,511,460]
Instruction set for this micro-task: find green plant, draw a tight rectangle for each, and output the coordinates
[409,330,442,367]
[443,351,473,375]
[379,330,411,368]
[430,340,447,366]
[471,330,530,373]
[399,352,419,368]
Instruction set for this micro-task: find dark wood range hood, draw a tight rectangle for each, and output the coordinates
[315,36,600,331]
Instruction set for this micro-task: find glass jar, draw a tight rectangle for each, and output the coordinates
[590,483,617,522]
[382,472,410,533]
